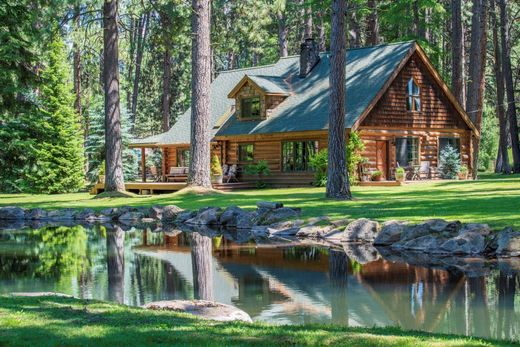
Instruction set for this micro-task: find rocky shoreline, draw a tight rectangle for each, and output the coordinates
[1,202,519,260]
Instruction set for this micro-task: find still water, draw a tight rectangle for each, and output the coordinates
[0,224,519,341]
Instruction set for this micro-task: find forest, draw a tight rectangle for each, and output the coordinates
[0,0,519,194]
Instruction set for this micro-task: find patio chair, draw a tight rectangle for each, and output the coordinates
[225,164,238,183]
[167,167,188,182]
[419,161,431,179]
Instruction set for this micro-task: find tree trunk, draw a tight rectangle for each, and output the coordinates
[107,225,125,304]
[130,11,150,129]
[161,13,172,132]
[191,232,214,300]
[347,2,361,48]
[278,12,289,57]
[491,0,510,174]
[451,0,466,107]
[365,0,379,46]
[498,0,520,173]
[189,0,212,188]
[326,0,351,200]
[103,0,125,192]
[73,4,82,119]
[317,7,326,51]
[466,0,488,178]
[413,0,420,37]
[126,17,137,112]
[304,4,313,39]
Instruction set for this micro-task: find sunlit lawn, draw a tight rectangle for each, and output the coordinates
[0,296,514,347]
[1,173,519,229]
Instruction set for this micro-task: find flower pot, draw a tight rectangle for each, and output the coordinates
[98,175,105,184]
[211,175,223,184]
[457,172,467,180]
[395,174,405,183]
[373,175,383,182]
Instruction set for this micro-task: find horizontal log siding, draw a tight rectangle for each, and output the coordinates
[363,53,469,130]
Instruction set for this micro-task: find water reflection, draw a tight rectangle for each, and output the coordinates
[0,224,519,342]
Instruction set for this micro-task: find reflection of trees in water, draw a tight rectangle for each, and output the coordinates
[0,226,89,280]
[190,232,213,300]
[497,271,518,340]
[283,247,325,261]
[329,249,348,325]
[107,226,125,304]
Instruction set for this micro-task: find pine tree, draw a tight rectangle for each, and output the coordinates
[26,33,84,193]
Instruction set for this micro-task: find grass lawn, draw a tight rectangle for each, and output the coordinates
[0,295,515,347]
[1,173,519,229]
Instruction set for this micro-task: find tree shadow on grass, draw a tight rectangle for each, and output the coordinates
[0,296,515,347]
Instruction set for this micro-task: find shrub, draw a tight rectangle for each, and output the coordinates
[245,160,270,188]
[308,131,366,186]
[371,170,383,180]
[210,155,222,176]
[439,144,461,179]
[395,167,405,180]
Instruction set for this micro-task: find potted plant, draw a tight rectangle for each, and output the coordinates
[457,165,469,180]
[98,161,105,184]
[371,170,383,182]
[395,167,405,182]
[210,155,223,184]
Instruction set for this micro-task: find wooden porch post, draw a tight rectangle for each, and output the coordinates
[162,147,167,182]
[141,147,146,183]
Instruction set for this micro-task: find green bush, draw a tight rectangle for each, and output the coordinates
[210,155,222,176]
[308,131,366,187]
[245,160,270,188]
[439,144,461,179]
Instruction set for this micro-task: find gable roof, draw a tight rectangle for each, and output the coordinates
[228,75,290,98]
[132,41,476,147]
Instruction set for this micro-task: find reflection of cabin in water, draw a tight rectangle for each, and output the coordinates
[133,230,499,336]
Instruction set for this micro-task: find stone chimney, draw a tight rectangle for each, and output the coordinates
[299,38,320,78]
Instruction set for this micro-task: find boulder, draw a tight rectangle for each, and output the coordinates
[219,206,254,229]
[162,205,184,221]
[256,201,283,209]
[118,211,144,222]
[148,206,164,219]
[0,207,25,220]
[257,207,301,225]
[75,208,96,221]
[185,207,221,225]
[493,229,520,257]
[296,224,334,238]
[251,225,269,238]
[328,218,379,242]
[26,208,47,220]
[392,235,446,252]
[176,210,197,223]
[306,216,331,226]
[267,220,304,237]
[440,232,485,254]
[400,219,461,242]
[101,207,119,217]
[235,212,256,229]
[47,209,76,220]
[459,223,491,236]
[143,300,252,323]
[374,220,408,245]
[330,218,351,228]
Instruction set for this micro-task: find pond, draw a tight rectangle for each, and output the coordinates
[0,223,519,341]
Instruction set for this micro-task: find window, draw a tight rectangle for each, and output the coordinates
[241,97,261,119]
[407,78,421,112]
[439,137,460,156]
[238,143,254,162]
[177,148,190,167]
[282,141,318,172]
[395,137,419,167]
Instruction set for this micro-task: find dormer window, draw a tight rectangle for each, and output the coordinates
[241,97,261,119]
[407,78,421,112]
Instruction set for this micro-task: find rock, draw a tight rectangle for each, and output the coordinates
[256,201,283,209]
[267,220,304,237]
[342,243,380,264]
[0,207,25,220]
[219,206,254,229]
[235,212,255,229]
[148,206,163,219]
[75,208,95,220]
[101,207,119,216]
[143,300,252,323]
[185,207,221,225]
[47,209,76,220]
[251,225,269,238]
[296,224,334,238]
[118,211,144,221]
[162,205,184,221]
[401,219,461,242]
[176,210,197,223]
[330,218,351,228]
[306,216,331,226]
[494,228,520,257]
[257,207,301,225]
[26,208,47,220]
[440,232,485,254]
[335,218,379,242]
[459,223,491,236]
[392,235,446,252]
[374,220,408,245]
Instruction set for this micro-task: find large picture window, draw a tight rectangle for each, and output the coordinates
[241,97,261,119]
[282,141,318,172]
[407,78,421,112]
[238,143,254,162]
[395,137,419,167]
[177,148,190,167]
[439,137,461,156]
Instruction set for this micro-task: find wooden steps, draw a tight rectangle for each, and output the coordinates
[212,182,255,191]
[358,180,403,187]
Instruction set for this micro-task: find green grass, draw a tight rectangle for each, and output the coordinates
[1,173,519,229]
[0,296,514,347]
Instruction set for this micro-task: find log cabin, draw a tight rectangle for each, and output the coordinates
[131,40,479,188]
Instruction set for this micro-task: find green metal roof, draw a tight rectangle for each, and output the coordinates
[132,41,415,146]
[247,75,290,95]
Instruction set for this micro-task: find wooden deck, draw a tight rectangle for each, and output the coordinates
[90,182,188,195]
[358,180,403,187]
